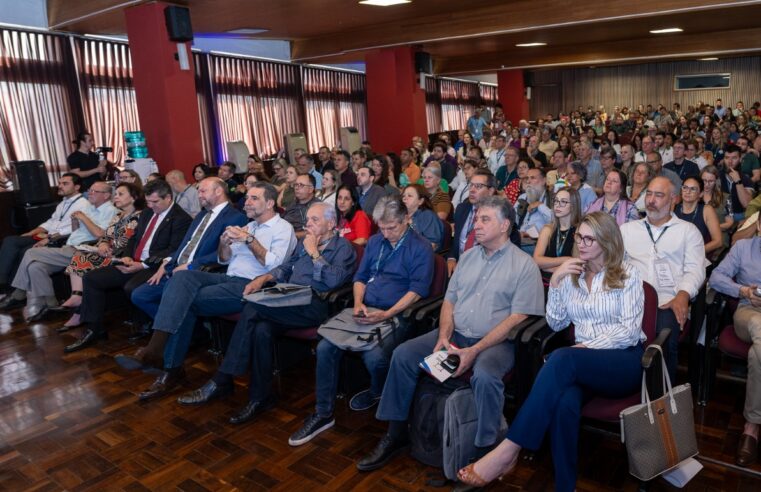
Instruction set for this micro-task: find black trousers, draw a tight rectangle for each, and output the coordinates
[80,266,155,333]
[0,235,35,287]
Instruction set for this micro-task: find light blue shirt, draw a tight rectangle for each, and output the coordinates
[518,192,552,233]
[310,168,323,191]
[223,213,297,280]
[578,183,598,213]
[67,201,118,246]
[467,115,486,140]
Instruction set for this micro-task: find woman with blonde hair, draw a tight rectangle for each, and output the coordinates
[459,212,645,492]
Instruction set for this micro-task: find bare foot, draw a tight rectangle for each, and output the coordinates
[60,296,82,309]
[63,313,81,327]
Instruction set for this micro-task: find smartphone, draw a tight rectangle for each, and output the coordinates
[110,259,124,266]
[353,312,367,322]
[755,287,761,297]
[441,354,460,374]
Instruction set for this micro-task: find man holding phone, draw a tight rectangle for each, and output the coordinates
[356,196,545,472]
[288,196,434,447]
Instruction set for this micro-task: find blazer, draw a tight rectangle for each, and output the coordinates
[449,201,521,262]
[165,202,248,273]
[124,204,192,269]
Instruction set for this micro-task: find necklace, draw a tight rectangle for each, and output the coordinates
[555,227,571,257]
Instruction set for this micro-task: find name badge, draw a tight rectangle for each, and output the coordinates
[654,260,676,288]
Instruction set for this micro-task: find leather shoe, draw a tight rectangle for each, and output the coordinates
[25,306,50,322]
[0,296,25,311]
[356,433,409,471]
[177,380,233,406]
[64,329,107,353]
[228,397,275,425]
[114,348,162,373]
[736,433,758,467]
[138,367,185,401]
[128,323,153,342]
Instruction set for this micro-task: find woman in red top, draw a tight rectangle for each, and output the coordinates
[504,159,533,205]
[335,185,371,246]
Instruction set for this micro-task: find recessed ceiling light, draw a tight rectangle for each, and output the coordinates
[515,42,547,47]
[649,28,683,34]
[358,0,411,6]
[698,57,718,61]
[226,28,270,35]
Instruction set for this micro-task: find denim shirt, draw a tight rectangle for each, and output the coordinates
[271,234,357,292]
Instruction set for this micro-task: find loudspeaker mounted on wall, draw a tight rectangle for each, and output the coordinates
[11,160,52,206]
[164,6,193,42]
[340,127,361,154]
[414,52,432,74]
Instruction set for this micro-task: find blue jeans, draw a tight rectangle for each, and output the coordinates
[314,316,410,416]
[158,270,249,369]
[506,345,643,492]
[376,329,515,447]
[219,299,330,402]
[131,276,169,320]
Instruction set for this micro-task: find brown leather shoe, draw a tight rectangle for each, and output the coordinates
[138,367,185,401]
[736,434,758,467]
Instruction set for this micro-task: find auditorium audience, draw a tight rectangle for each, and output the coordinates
[67,132,107,192]
[1,180,116,321]
[165,170,201,218]
[422,165,452,220]
[289,196,433,445]
[336,185,371,246]
[458,212,644,491]
[451,158,479,209]
[399,147,421,187]
[282,173,320,238]
[63,180,192,352]
[621,176,706,380]
[565,161,597,212]
[297,153,323,191]
[709,212,761,467]
[357,195,544,472]
[533,187,582,281]
[503,159,532,205]
[335,150,358,188]
[116,182,296,401]
[675,176,723,257]
[402,184,444,251]
[356,166,387,219]
[177,202,354,426]
[192,164,212,188]
[317,169,339,207]
[277,164,298,209]
[721,144,754,221]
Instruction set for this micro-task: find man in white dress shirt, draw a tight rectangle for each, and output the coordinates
[117,182,296,401]
[620,176,706,380]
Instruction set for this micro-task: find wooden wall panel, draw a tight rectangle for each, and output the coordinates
[528,55,761,118]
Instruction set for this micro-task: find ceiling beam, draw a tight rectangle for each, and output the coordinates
[291,0,760,61]
[435,27,761,74]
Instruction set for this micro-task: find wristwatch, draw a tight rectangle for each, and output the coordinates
[245,234,255,245]
[310,251,321,260]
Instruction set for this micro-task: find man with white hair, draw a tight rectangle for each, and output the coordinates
[176,202,357,421]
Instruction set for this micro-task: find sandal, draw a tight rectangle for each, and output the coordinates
[457,454,518,487]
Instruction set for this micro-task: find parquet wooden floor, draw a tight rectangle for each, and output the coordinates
[0,308,760,491]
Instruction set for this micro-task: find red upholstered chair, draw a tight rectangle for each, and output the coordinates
[439,220,453,254]
[699,293,750,405]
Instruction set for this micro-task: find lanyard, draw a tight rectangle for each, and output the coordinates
[58,195,84,221]
[175,185,191,203]
[369,228,410,281]
[644,222,670,253]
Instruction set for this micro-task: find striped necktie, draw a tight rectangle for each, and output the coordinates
[177,211,212,265]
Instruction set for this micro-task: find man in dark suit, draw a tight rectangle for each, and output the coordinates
[129,177,247,323]
[447,169,520,276]
[63,179,192,352]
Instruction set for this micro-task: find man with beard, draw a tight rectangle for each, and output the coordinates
[621,176,705,382]
[516,168,552,255]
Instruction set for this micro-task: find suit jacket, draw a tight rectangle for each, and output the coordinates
[165,202,247,273]
[124,204,192,269]
[449,201,520,262]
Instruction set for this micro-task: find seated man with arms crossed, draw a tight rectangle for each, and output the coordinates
[117,182,296,400]
[357,195,545,471]
[176,202,356,424]
[288,196,434,446]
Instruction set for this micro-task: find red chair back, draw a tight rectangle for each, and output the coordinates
[440,220,453,251]
[642,281,658,345]
[351,243,364,274]
[428,254,448,299]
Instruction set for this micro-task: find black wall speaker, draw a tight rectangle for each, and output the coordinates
[415,51,432,74]
[523,71,535,87]
[164,6,193,42]
[11,160,52,205]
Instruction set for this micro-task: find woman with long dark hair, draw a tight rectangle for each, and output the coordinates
[335,185,371,246]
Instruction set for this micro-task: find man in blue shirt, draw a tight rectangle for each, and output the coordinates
[467,109,486,141]
[176,202,357,424]
[288,196,434,446]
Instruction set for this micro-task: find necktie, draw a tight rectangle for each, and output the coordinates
[177,211,212,265]
[463,208,477,252]
[133,214,159,261]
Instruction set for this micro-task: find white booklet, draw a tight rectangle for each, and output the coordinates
[419,344,460,383]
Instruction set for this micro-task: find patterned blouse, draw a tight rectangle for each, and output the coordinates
[65,209,141,277]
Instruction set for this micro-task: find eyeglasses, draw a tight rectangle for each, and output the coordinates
[89,189,111,194]
[471,183,491,190]
[681,185,699,193]
[293,183,313,189]
[573,233,596,247]
[553,199,570,206]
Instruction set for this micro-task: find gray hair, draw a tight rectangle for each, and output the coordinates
[475,195,515,231]
[373,195,408,224]
[310,201,337,224]
[423,164,442,179]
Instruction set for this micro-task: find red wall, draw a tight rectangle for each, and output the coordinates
[497,70,530,125]
[124,2,204,177]
[365,47,428,154]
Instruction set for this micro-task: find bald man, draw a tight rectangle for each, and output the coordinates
[166,170,200,218]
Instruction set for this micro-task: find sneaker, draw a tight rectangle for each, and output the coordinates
[288,413,335,446]
[349,388,380,411]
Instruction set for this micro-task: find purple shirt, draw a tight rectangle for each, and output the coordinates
[709,236,761,305]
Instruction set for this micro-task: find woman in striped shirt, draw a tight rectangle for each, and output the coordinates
[459,211,645,492]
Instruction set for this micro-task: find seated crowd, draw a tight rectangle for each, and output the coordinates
[0,96,760,490]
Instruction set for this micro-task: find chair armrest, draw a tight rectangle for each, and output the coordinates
[642,328,671,369]
[198,263,227,273]
[402,295,443,320]
[520,318,551,344]
[507,315,543,342]
[415,298,444,322]
[328,285,353,304]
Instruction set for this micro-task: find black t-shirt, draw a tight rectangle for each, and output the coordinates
[67,151,100,191]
